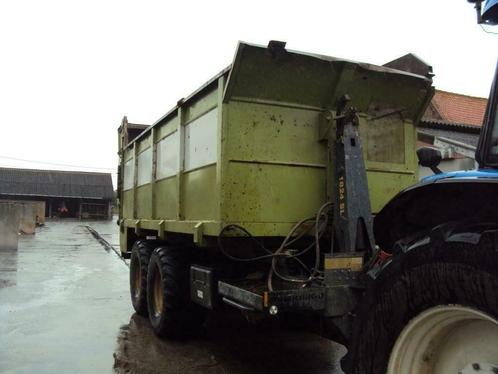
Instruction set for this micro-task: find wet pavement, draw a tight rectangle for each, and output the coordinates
[0,219,345,373]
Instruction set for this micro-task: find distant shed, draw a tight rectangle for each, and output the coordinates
[0,167,114,219]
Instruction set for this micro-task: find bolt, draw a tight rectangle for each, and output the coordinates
[269,305,278,315]
[473,363,480,371]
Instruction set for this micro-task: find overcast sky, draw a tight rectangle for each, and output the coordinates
[0,0,496,186]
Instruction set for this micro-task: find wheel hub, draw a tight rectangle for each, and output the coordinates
[461,362,498,374]
[152,267,164,317]
[388,305,498,374]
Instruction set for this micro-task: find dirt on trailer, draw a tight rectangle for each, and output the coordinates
[0,219,345,373]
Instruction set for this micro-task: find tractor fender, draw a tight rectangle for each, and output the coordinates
[370,220,498,283]
[374,176,498,252]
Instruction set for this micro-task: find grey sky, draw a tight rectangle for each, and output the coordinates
[0,0,496,186]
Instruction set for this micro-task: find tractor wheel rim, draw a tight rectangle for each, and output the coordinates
[152,266,164,317]
[388,305,498,374]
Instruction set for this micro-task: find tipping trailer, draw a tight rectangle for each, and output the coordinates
[118,39,498,373]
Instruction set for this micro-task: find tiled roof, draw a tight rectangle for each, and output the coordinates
[380,52,487,128]
[0,167,114,200]
[426,90,487,127]
[420,119,481,134]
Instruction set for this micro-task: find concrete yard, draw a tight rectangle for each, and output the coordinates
[0,220,345,373]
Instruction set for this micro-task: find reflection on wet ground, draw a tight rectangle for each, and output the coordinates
[0,219,344,373]
[0,220,132,373]
[115,312,345,374]
[0,248,17,288]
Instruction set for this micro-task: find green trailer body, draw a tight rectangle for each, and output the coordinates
[117,42,433,255]
[118,18,498,370]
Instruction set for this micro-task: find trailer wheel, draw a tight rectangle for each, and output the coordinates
[146,246,205,338]
[129,240,155,316]
[344,242,498,374]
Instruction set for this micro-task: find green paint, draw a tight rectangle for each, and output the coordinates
[154,177,177,219]
[117,42,433,253]
[182,166,218,220]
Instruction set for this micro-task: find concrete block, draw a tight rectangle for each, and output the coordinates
[0,202,21,250]
[29,201,45,225]
[2,200,45,234]
[18,203,37,235]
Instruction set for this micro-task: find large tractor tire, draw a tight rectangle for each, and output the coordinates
[129,240,156,316]
[146,245,206,338]
[344,240,498,374]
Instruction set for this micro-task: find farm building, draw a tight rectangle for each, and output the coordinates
[384,53,487,177]
[0,167,114,219]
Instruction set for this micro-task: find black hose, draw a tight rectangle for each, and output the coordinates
[217,202,333,291]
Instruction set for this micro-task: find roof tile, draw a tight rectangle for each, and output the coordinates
[428,90,487,127]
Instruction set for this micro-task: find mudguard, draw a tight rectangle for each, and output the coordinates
[374,170,498,251]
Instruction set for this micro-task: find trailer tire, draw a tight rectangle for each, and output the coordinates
[147,246,205,338]
[129,240,155,316]
[343,241,498,374]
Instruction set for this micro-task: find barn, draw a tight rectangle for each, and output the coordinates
[0,167,114,219]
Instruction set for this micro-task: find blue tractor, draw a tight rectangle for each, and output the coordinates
[345,1,498,373]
